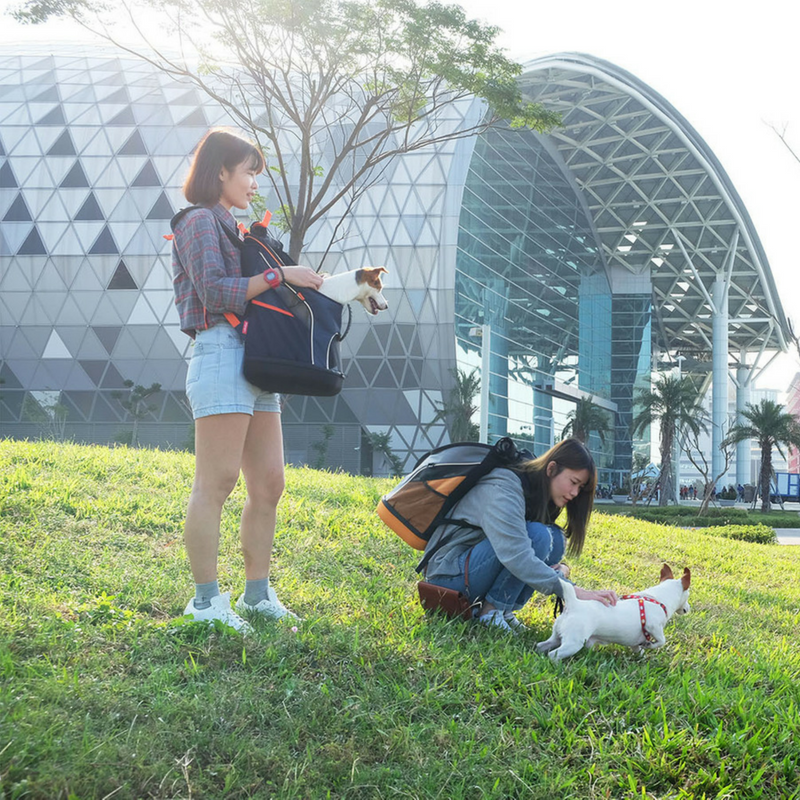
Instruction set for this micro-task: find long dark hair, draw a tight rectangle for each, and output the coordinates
[183,129,265,206]
[515,438,596,557]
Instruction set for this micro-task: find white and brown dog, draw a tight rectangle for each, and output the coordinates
[536,564,691,661]
[319,267,389,316]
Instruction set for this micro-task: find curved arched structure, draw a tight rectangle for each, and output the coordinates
[518,53,787,357]
[514,54,790,483]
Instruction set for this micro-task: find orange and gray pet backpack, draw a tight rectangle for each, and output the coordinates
[376,437,530,572]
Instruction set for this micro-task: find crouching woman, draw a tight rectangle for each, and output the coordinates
[422,438,617,631]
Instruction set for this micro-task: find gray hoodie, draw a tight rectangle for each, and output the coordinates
[423,467,565,599]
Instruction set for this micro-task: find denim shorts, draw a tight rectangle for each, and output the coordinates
[186,323,281,419]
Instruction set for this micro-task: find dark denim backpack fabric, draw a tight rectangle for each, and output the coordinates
[172,208,347,397]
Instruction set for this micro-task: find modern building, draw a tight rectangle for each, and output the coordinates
[676,386,788,489]
[0,46,790,483]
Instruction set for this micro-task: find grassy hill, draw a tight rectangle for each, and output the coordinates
[1,439,800,799]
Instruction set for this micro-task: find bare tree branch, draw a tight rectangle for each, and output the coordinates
[767,120,800,166]
[679,421,734,515]
[15,0,560,261]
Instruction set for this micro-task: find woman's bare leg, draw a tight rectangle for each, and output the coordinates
[184,413,251,583]
[239,411,285,580]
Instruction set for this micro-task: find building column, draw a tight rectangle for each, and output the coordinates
[479,324,491,443]
[712,276,729,488]
[736,361,751,485]
[478,279,509,444]
[673,355,685,502]
[534,377,554,453]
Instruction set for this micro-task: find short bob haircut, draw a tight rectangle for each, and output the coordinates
[515,437,597,558]
[183,129,265,206]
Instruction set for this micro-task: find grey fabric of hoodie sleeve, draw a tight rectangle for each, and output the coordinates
[425,467,565,599]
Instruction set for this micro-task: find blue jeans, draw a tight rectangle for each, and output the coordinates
[430,522,564,612]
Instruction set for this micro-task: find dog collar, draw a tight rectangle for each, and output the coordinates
[620,594,668,645]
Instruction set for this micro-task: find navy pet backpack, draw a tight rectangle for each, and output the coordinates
[171,208,348,397]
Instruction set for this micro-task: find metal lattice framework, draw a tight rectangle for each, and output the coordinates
[519,53,789,374]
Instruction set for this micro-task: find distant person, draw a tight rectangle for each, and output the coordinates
[421,438,618,632]
[171,128,323,630]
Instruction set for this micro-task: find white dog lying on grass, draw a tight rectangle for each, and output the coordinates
[536,564,691,661]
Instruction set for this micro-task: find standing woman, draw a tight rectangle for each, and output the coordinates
[422,438,618,631]
[172,128,322,630]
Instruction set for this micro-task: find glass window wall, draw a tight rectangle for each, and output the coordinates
[455,125,613,473]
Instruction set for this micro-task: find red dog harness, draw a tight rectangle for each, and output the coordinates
[620,594,668,644]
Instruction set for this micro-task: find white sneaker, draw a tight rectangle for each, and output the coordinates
[503,611,527,631]
[235,586,299,621]
[477,608,514,633]
[183,592,252,633]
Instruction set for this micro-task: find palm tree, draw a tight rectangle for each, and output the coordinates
[428,368,481,442]
[724,399,800,512]
[562,396,611,445]
[111,380,161,447]
[364,431,404,477]
[631,374,706,506]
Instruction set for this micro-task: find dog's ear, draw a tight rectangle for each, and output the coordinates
[660,563,674,582]
[363,266,388,287]
[681,568,691,590]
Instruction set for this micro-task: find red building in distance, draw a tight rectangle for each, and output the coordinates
[787,373,800,473]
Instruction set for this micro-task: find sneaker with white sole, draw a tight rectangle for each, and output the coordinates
[183,592,252,633]
[503,611,527,630]
[235,586,300,621]
[477,608,514,633]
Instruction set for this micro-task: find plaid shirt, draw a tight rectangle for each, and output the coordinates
[172,204,249,337]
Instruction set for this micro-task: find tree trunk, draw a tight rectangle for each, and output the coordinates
[698,484,714,515]
[760,443,772,513]
[288,220,308,264]
[659,425,673,506]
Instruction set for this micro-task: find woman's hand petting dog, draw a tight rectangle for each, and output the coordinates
[282,265,324,289]
[574,587,618,606]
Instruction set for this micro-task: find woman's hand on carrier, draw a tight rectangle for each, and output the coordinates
[282,266,324,289]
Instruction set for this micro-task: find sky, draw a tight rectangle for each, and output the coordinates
[2,0,799,393]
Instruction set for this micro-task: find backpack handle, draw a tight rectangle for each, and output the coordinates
[338,303,353,342]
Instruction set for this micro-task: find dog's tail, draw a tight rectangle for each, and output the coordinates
[558,579,577,610]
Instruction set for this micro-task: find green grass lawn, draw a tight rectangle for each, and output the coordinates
[2,440,800,799]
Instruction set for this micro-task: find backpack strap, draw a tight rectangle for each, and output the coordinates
[170,205,243,249]
[415,437,525,574]
[517,470,540,522]
[416,518,480,574]
[218,220,244,249]
[171,206,246,330]
[337,303,353,343]
[170,205,203,231]
[430,438,520,529]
